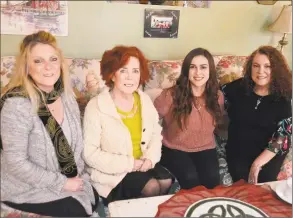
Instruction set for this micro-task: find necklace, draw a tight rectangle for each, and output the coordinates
[193,97,205,111]
[111,91,137,118]
[255,97,264,110]
[118,103,138,119]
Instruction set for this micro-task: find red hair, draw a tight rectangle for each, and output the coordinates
[100,45,150,87]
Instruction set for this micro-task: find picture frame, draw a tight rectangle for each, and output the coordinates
[108,0,211,8]
[144,9,180,38]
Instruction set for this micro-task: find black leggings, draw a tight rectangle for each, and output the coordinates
[160,145,220,189]
[3,188,99,217]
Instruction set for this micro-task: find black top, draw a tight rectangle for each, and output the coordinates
[221,78,292,162]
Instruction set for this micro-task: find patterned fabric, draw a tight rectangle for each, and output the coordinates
[0,55,246,97]
[216,56,248,86]
[0,203,45,218]
[144,55,247,91]
[67,58,101,118]
[0,79,78,178]
[0,56,15,90]
[145,60,183,90]
[215,134,233,186]
[267,117,292,155]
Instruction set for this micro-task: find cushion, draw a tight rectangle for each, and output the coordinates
[1,56,15,90]
[216,55,248,85]
[145,60,183,90]
[67,58,101,116]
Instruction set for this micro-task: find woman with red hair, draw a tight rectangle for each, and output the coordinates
[83,46,172,204]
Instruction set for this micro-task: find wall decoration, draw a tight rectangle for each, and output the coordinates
[163,1,211,8]
[144,9,180,38]
[1,0,68,36]
[108,0,211,8]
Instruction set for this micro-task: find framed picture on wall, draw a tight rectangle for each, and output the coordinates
[144,9,180,38]
[0,1,68,36]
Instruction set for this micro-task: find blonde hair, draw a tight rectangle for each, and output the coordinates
[1,31,73,112]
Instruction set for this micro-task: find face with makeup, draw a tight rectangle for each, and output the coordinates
[188,55,210,89]
[251,53,272,89]
[112,56,141,95]
[28,43,61,93]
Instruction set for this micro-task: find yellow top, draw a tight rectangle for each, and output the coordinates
[116,92,142,159]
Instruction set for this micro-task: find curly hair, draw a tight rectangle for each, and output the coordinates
[100,45,150,88]
[171,48,222,130]
[242,45,292,100]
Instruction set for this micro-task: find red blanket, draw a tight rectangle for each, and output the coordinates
[156,180,292,217]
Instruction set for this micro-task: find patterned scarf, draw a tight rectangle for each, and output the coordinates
[0,79,78,178]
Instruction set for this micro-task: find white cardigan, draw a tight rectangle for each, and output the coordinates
[83,88,163,198]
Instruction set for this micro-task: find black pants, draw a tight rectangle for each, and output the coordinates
[160,145,220,190]
[227,154,286,183]
[3,187,100,217]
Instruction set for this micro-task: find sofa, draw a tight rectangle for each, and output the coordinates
[1,55,291,217]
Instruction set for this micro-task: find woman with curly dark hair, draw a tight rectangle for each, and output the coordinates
[221,45,292,184]
[154,48,224,189]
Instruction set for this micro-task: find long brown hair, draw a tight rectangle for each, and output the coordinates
[242,45,292,100]
[171,48,221,129]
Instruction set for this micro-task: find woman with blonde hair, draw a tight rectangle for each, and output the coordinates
[0,31,99,217]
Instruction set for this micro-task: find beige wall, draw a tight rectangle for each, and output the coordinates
[1,1,292,67]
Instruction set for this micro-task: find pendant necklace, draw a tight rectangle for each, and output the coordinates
[255,97,264,110]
